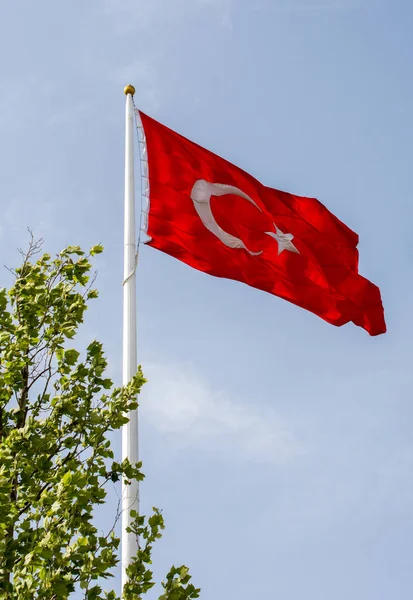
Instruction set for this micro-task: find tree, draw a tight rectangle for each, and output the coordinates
[0,238,200,600]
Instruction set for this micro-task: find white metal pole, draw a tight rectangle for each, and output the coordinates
[122,84,139,594]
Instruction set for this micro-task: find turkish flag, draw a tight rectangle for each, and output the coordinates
[138,111,386,336]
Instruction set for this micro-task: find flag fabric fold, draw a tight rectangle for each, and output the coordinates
[138,110,386,336]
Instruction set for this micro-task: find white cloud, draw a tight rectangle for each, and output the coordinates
[140,362,303,464]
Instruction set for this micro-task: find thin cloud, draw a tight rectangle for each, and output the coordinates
[251,0,361,13]
[286,1,360,11]
[114,60,161,113]
[198,0,232,29]
[281,0,360,11]
[4,197,55,240]
[140,362,304,464]
[103,0,233,33]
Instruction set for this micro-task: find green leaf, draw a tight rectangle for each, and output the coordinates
[64,349,80,365]
[90,243,104,256]
[62,472,73,485]
[0,240,197,600]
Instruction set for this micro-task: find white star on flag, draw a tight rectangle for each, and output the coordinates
[265,224,299,255]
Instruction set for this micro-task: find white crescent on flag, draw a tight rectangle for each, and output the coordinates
[190,179,299,256]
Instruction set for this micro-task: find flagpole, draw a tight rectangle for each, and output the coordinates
[122,83,138,594]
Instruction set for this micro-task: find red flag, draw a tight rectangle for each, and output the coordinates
[139,111,386,336]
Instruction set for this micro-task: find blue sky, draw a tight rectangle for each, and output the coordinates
[1,1,413,598]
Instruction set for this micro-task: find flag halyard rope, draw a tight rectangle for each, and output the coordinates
[122,98,147,287]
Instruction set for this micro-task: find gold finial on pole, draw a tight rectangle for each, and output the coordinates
[124,84,136,96]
